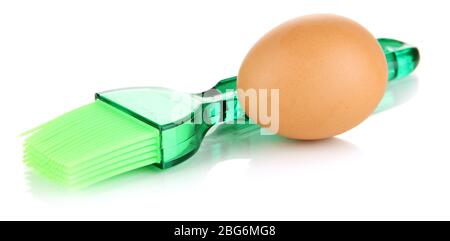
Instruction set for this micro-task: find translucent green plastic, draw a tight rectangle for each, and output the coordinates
[378,38,420,80]
[96,78,244,169]
[97,38,420,169]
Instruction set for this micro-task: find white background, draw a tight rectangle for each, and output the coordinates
[0,0,449,220]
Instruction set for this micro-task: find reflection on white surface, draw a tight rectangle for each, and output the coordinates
[375,75,418,114]
[25,125,361,197]
[26,75,419,197]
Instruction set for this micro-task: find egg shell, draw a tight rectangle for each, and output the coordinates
[237,14,388,140]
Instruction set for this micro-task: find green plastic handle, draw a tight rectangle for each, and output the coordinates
[378,38,420,80]
[97,38,419,169]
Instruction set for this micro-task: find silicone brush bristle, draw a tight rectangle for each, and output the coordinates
[23,100,161,188]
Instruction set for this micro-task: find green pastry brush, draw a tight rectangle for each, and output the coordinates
[23,38,419,188]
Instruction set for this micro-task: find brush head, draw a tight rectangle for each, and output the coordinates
[23,82,243,188]
[24,100,161,188]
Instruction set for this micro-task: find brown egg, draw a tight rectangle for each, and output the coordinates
[237,14,388,140]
